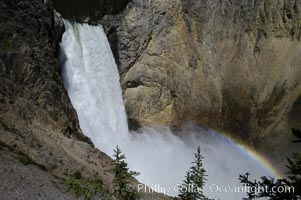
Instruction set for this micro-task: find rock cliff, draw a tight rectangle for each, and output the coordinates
[0,0,90,145]
[0,0,114,196]
[100,0,301,147]
[0,1,172,199]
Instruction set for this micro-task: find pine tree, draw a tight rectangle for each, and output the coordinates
[190,146,207,199]
[239,173,297,200]
[286,153,301,195]
[178,171,194,200]
[178,146,208,200]
[239,129,301,199]
[239,153,301,199]
[110,146,140,200]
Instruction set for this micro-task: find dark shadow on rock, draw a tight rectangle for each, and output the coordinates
[53,0,132,22]
[107,28,121,69]
[128,118,141,131]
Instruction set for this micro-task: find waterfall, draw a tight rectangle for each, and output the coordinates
[59,20,129,153]
[60,21,277,199]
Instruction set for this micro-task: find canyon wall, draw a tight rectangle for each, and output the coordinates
[0,0,87,144]
[0,0,115,190]
[100,0,301,146]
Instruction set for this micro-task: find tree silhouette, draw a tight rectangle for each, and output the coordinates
[178,146,208,200]
[179,171,194,200]
[110,146,140,200]
[239,129,301,199]
[239,173,296,200]
[286,153,301,195]
[291,129,301,143]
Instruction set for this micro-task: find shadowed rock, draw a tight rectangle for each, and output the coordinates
[53,0,131,22]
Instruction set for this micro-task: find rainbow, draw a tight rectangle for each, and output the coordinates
[212,129,284,179]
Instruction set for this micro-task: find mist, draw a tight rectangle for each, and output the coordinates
[116,124,274,199]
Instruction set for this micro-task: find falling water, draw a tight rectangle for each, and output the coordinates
[59,20,129,153]
[60,21,277,199]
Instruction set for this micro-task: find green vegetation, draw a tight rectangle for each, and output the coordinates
[287,153,301,194]
[65,146,140,200]
[110,146,140,200]
[239,129,301,199]
[0,141,47,171]
[65,171,109,200]
[239,173,296,200]
[178,146,209,200]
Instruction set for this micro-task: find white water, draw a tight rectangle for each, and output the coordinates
[60,21,129,153]
[60,21,275,200]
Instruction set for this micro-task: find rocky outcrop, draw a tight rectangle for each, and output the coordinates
[0,0,115,193]
[101,0,301,145]
[0,0,88,142]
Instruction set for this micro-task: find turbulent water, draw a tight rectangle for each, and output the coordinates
[60,21,129,153]
[60,21,275,199]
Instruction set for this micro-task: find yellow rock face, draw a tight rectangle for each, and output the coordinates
[103,0,301,145]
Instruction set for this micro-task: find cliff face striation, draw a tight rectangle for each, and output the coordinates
[100,0,301,148]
